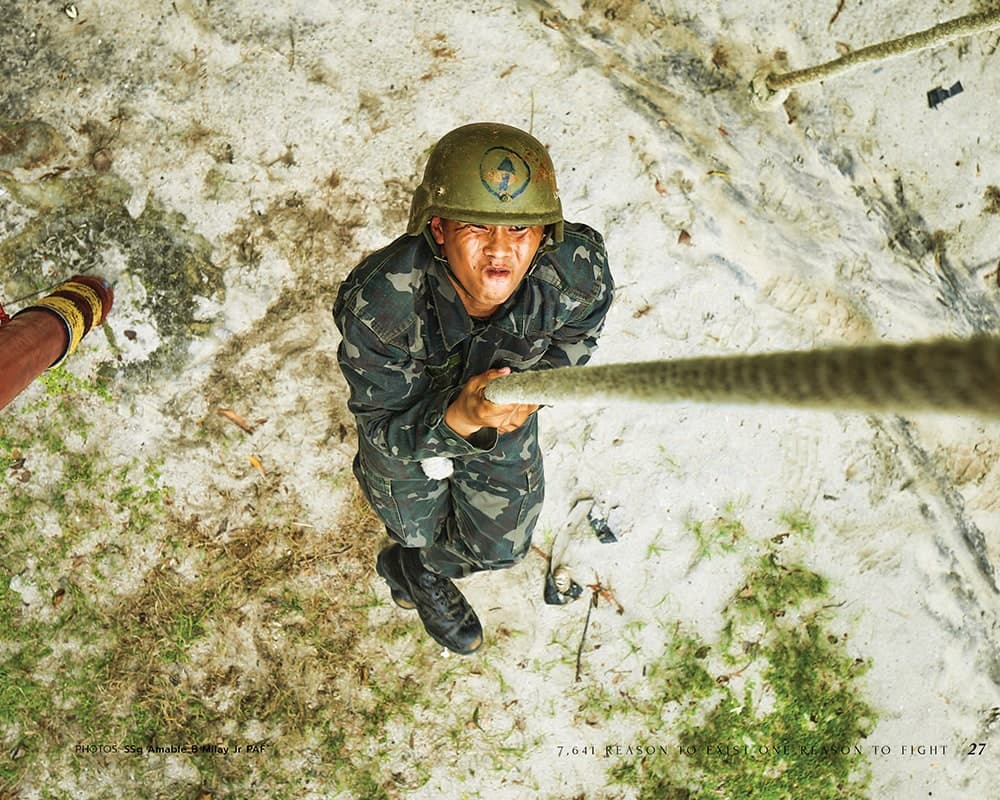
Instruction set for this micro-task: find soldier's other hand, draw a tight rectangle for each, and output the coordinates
[445,367,540,438]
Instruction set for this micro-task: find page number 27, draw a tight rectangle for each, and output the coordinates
[968,743,987,756]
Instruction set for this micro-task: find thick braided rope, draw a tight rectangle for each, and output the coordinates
[751,7,1000,109]
[484,337,1000,418]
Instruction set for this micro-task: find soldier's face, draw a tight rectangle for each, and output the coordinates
[431,217,545,318]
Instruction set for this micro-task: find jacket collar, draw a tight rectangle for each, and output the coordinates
[427,254,475,350]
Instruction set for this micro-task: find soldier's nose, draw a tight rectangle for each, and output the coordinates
[484,227,514,257]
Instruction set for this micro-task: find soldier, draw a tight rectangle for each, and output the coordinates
[333,122,614,654]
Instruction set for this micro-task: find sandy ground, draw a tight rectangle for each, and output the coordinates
[2,1,999,798]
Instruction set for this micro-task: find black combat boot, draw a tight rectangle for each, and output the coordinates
[398,547,483,655]
[376,543,416,610]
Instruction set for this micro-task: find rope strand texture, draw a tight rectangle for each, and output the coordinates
[484,337,1000,418]
[751,7,1000,109]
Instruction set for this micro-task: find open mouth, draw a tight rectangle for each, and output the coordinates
[484,267,511,280]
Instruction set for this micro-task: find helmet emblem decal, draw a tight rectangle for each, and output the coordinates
[480,147,531,203]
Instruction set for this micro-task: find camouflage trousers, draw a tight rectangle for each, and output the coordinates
[353,417,544,579]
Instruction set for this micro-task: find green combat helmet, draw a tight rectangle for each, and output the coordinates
[407,122,564,242]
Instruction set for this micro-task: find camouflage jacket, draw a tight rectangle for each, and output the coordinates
[333,221,614,472]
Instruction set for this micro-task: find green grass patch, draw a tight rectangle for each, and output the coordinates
[686,503,748,561]
[608,517,875,800]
